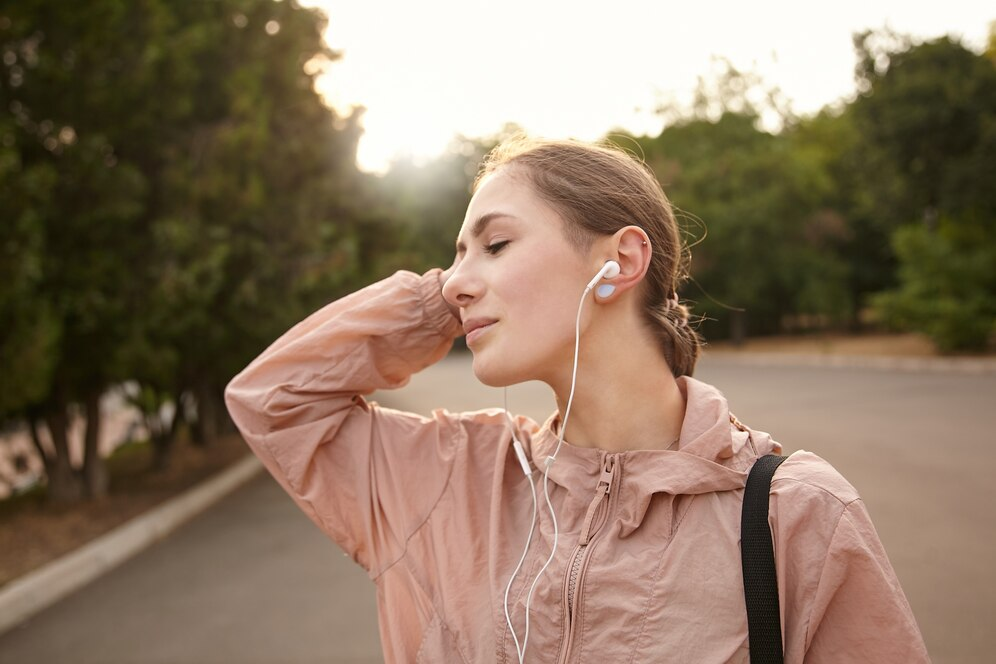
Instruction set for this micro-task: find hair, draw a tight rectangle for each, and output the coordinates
[475,136,702,377]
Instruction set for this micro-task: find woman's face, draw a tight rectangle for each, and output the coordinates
[442,168,596,387]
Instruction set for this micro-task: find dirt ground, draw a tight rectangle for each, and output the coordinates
[0,433,249,588]
[704,331,945,356]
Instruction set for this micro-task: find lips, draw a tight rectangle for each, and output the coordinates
[462,317,498,345]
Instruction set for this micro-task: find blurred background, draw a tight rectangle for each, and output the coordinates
[1,0,994,662]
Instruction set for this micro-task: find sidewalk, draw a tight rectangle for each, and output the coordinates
[0,470,383,663]
[0,455,264,635]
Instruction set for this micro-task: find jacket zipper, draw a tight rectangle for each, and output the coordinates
[559,455,617,664]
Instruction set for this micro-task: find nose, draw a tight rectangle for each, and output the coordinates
[441,257,482,311]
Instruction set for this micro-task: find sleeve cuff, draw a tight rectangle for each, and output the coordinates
[418,268,464,339]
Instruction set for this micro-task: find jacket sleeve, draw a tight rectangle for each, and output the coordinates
[803,498,930,663]
[224,269,465,577]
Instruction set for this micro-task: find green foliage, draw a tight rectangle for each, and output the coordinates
[872,222,995,352]
[623,32,996,345]
[627,108,852,339]
[0,121,59,412]
[125,0,367,390]
[852,32,996,224]
[0,0,370,489]
[790,106,899,310]
[855,33,996,352]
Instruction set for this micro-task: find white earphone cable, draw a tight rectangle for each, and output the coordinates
[515,282,591,661]
[502,388,538,664]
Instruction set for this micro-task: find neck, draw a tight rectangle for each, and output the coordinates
[547,308,686,453]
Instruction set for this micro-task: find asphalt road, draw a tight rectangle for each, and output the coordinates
[2,354,993,663]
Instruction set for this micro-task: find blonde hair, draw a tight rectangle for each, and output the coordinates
[475,136,701,377]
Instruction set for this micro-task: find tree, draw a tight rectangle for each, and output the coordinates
[124,0,366,466]
[852,31,996,225]
[0,0,366,500]
[627,63,850,341]
[789,106,900,328]
[2,0,152,499]
[853,32,996,351]
[872,221,995,352]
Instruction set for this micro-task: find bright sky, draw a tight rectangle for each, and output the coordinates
[299,0,992,173]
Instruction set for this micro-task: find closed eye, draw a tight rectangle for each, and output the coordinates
[485,240,510,255]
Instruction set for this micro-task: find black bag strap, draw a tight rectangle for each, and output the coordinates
[741,454,787,664]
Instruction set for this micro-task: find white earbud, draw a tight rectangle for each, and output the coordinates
[585,260,620,292]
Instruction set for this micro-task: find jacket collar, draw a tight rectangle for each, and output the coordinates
[526,377,781,536]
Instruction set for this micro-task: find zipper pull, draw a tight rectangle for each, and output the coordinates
[598,456,616,491]
[579,456,616,545]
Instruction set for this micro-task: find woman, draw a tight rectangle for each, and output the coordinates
[225,138,929,662]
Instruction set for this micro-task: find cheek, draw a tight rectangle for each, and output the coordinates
[492,247,587,339]
[510,276,580,349]
[503,265,566,322]
[472,274,580,385]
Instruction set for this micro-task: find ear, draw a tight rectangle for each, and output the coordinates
[594,226,651,301]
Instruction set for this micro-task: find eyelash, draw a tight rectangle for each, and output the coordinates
[484,240,510,255]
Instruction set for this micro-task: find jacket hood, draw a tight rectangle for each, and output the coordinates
[528,376,782,537]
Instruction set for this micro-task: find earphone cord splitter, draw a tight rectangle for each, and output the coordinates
[504,282,593,664]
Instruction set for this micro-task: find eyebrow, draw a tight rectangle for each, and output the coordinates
[455,212,517,254]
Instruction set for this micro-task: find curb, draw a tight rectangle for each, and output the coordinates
[0,454,263,636]
[701,351,996,374]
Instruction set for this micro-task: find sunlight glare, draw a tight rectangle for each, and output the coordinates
[301,0,993,173]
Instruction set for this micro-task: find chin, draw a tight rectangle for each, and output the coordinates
[471,353,528,388]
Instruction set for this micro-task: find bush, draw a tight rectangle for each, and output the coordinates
[872,222,995,352]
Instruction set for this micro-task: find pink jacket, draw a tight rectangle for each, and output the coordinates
[225,269,929,663]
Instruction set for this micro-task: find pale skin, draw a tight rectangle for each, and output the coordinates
[440,167,686,453]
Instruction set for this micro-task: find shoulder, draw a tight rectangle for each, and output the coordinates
[771,450,860,507]
[766,451,862,552]
[764,453,866,587]
[417,405,544,455]
[430,406,536,433]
